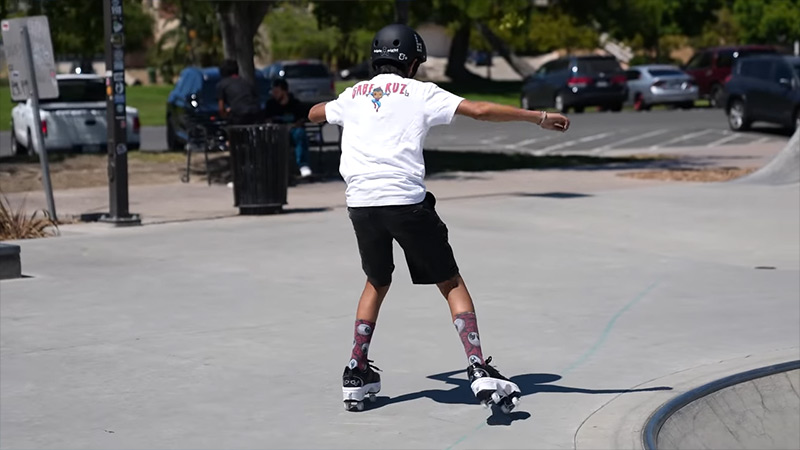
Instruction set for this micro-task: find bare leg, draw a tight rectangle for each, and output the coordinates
[356,280,391,322]
[438,274,484,365]
[436,274,476,319]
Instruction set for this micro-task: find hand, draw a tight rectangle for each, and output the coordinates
[540,112,570,132]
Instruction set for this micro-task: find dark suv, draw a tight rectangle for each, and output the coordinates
[725,55,800,132]
[683,45,778,108]
[521,55,628,113]
[166,67,269,150]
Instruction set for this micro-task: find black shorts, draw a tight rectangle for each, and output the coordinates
[348,192,459,286]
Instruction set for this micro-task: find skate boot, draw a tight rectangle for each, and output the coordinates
[342,360,381,411]
[467,356,521,414]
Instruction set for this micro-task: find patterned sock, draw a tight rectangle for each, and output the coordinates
[348,319,376,371]
[453,312,484,366]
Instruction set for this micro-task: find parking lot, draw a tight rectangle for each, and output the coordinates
[1,108,790,160]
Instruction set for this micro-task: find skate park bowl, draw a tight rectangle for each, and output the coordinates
[736,128,799,185]
[643,360,800,450]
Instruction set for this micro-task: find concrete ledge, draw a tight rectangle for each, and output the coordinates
[0,243,22,280]
[646,360,800,450]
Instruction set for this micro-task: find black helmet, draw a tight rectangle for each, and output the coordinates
[371,24,427,74]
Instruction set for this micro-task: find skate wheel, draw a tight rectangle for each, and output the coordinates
[368,393,377,402]
[344,402,352,411]
[511,397,520,406]
[481,400,490,409]
[356,401,365,411]
[500,403,512,414]
[491,392,502,404]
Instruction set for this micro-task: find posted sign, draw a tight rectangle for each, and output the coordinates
[1,16,59,101]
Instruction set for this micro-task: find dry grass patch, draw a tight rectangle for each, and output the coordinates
[618,167,757,182]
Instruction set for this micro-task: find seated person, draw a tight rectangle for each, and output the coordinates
[216,59,264,125]
[264,79,312,178]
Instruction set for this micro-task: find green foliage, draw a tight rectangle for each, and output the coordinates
[152,1,223,81]
[264,4,341,63]
[733,0,800,44]
[37,0,153,59]
[693,7,741,48]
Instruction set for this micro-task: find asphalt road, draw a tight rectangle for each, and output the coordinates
[0,109,791,159]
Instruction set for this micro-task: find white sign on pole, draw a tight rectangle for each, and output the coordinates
[1,16,59,101]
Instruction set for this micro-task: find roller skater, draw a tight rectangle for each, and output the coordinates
[308,24,569,414]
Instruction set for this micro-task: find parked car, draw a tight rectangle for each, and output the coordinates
[725,54,800,132]
[261,60,335,107]
[165,66,270,151]
[520,55,627,113]
[625,65,698,111]
[682,45,778,108]
[10,74,140,156]
[339,61,372,81]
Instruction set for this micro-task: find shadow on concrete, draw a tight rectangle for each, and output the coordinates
[362,368,672,426]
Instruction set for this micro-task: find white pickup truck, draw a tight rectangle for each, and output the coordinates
[9,74,141,156]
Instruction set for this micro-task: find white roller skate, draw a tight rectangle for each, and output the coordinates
[467,356,521,414]
[342,360,381,411]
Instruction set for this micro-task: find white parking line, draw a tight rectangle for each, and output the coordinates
[705,132,739,147]
[504,135,555,150]
[751,136,772,144]
[649,129,715,150]
[532,131,617,155]
[592,129,668,154]
[479,136,505,145]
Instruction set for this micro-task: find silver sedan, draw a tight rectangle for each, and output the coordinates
[625,65,698,111]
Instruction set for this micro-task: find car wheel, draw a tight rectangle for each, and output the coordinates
[709,84,724,108]
[26,129,36,156]
[573,106,585,114]
[680,101,695,110]
[520,95,530,110]
[10,122,24,156]
[609,103,623,112]
[727,99,750,132]
[554,93,568,113]
[793,108,800,132]
[166,118,179,151]
[633,94,650,111]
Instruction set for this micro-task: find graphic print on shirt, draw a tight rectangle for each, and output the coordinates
[351,81,410,113]
[371,87,384,112]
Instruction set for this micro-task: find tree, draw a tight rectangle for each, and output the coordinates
[733,0,800,45]
[264,4,340,63]
[154,0,224,81]
[215,1,272,82]
[37,0,153,61]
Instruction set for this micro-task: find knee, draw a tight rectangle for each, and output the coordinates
[436,274,462,296]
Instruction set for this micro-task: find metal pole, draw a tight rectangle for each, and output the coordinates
[21,24,57,222]
[101,0,140,225]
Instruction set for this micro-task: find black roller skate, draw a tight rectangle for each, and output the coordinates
[467,356,521,414]
[342,360,381,411]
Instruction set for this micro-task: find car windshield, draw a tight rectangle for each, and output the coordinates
[577,58,621,74]
[41,79,106,103]
[280,65,330,78]
[649,69,685,77]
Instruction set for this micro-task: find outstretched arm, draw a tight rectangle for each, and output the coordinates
[308,102,328,124]
[455,100,569,132]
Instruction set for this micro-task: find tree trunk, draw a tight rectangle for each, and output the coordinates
[215,1,270,82]
[445,22,482,82]
[476,22,535,78]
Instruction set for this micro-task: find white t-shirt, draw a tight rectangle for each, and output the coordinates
[325,74,464,207]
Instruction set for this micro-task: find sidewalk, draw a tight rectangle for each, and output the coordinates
[5,167,667,226]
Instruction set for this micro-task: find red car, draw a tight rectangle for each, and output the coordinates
[682,45,778,108]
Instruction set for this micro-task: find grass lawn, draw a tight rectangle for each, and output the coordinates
[1,80,713,132]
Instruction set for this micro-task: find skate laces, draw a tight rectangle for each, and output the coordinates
[366,359,382,372]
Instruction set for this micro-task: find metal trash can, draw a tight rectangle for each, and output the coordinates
[227,124,290,215]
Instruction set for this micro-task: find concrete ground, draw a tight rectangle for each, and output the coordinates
[1,153,798,449]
